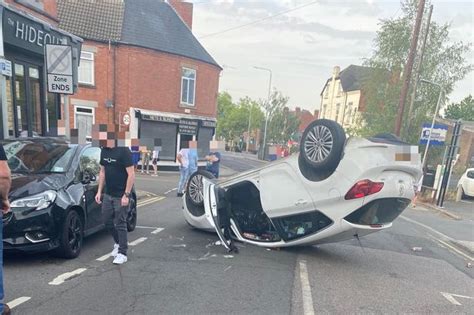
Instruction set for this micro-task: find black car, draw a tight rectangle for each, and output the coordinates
[1,138,137,258]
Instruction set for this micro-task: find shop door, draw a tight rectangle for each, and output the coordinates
[12,62,45,137]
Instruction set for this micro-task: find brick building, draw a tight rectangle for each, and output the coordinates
[56,0,221,162]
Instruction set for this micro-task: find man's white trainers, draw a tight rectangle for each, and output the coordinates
[111,244,119,257]
[113,253,128,265]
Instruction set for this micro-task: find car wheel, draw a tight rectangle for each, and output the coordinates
[186,170,215,207]
[127,197,137,232]
[300,119,346,172]
[56,210,83,259]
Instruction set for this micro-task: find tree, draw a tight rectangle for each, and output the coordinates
[444,95,474,121]
[356,0,472,144]
[265,91,301,145]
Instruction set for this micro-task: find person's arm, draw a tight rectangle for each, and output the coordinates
[95,166,105,204]
[0,160,11,213]
[177,152,183,166]
[122,148,135,206]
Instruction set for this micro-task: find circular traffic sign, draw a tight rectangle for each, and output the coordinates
[123,113,131,126]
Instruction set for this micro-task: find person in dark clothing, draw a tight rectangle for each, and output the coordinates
[205,151,221,178]
[0,145,11,315]
[95,145,135,265]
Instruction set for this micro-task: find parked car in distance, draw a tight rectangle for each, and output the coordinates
[457,168,474,199]
[1,138,137,258]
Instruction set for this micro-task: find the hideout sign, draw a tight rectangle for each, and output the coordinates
[45,44,73,94]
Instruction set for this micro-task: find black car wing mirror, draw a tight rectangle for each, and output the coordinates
[81,169,97,184]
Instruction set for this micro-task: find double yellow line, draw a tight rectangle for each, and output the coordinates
[137,196,165,207]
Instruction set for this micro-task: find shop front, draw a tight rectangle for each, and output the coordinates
[0,4,81,139]
[132,108,216,164]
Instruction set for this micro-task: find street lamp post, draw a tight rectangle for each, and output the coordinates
[253,66,272,160]
[246,106,252,152]
[420,79,444,169]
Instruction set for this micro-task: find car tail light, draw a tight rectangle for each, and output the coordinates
[345,180,384,200]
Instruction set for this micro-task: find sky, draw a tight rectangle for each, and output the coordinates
[191,0,474,112]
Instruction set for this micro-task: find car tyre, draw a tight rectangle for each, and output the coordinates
[55,210,83,259]
[127,197,137,232]
[300,119,346,172]
[186,170,215,207]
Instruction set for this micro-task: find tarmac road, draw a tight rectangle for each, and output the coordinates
[3,155,473,314]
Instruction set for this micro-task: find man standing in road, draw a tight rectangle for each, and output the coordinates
[205,141,222,178]
[95,143,135,265]
[0,145,11,314]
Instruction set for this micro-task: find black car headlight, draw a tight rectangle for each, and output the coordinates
[10,190,57,210]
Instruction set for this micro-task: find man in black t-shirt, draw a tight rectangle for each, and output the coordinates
[0,145,12,314]
[96,146,135,265]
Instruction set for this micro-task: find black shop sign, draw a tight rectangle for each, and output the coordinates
[2,7,77,55]
[179,119,199,135]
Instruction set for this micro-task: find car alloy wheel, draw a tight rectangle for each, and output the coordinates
[67,212,83,253]
[304,124,334,163]
[188,174,204,205]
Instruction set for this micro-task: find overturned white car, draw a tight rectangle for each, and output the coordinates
[182,120,422,251]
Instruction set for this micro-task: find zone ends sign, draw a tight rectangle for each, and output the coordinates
[45,44,74,94]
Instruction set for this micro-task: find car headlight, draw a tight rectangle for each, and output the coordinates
[10,190,57,210]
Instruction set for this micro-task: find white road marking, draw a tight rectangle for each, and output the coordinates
[129,237,148,246]
[164,188,177,195]
[441,292,474,306]
[7,296,31,309]
[48,268,87,285]
[400,215,474,260]
[299,260,315,315]
[151,227,165,234]
[136,225,159,229]
[96,253,113,261]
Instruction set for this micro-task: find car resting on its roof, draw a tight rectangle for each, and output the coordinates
[181,119,422,251]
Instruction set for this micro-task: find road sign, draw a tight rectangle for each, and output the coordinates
[122,113,131,126]
[419,123,448,146]
[0,58,12,76]
[45,44,73,94]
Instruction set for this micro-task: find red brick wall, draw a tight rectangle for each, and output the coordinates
[5,0,58,23]
[168,0,193,29]
[70,42,220,129]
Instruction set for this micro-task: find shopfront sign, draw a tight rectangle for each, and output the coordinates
[3,9,67,55]
[178,119,198,135]
[201,120,217,128]
[46,44,73,94]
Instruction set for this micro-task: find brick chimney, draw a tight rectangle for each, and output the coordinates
[168,0,193,30]
[44,0,58,18]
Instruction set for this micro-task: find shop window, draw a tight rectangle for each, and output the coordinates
[78,51,95,86]
[181,67,196,106]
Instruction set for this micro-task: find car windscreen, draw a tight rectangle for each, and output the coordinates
[2,140,77,174]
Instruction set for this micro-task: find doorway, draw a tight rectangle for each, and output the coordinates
[179,134,193,150]
[11,61,45,137]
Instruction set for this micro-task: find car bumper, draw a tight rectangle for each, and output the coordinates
[2,204,62,253]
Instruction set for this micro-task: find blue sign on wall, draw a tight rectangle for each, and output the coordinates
[419,123,448,146]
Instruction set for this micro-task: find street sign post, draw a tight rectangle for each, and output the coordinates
[45,44,73,94]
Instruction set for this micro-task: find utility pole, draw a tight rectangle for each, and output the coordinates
[394,0,426,136]
[406,4,433,137]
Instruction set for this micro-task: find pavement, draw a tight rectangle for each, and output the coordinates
[3,154,474,314]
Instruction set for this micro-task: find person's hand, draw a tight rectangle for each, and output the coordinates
[121,195,129,207]
[95,193,102,204]
[1,199,11,214]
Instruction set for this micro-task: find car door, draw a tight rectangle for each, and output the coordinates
[465,170,474,196]
[202,178,230,250]
[79,146,102,230]
[259,162,316,218]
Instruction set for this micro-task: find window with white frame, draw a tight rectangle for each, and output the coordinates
[181,67,196,106]
[78,51,95,85]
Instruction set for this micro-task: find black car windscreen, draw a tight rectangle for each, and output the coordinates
[2,141,76,174]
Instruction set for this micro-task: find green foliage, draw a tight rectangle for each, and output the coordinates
[265,91,301,145]
[356,0,472,143]
[444,95,474,121]
[216,92,264,144]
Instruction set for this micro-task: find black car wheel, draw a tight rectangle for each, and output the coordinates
[127,197,137,232]
[56,210,83,259]
[186,170,215,207]
[300,119,346,172]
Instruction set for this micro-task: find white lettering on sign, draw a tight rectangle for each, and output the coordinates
[14,21,62,48]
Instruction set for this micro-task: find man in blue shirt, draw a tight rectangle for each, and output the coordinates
[205,142,221,178]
